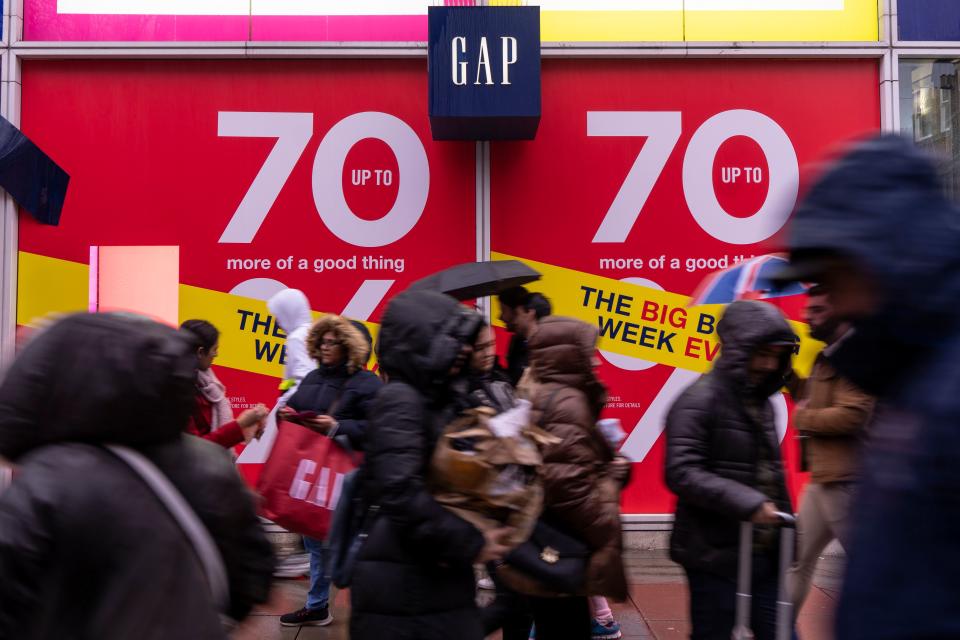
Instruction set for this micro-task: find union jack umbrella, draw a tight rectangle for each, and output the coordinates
[689,254,807,306]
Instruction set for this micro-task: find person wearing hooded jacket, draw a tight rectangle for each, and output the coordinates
[0,313,274,639]
[349,290,513,640]
[665,300,797,640]
[512,316,630,640]
[777,134,960,640]
[277,314,381,628]
[267,288,317,393]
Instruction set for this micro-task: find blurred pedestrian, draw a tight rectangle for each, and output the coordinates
[350,291,511,640]
[776,133,960,639]
[277,315,381,628]
[180,319,268,448]
[469,319,530,634]
[514,316,630,640]
[665,300,797,640]
[267,288,317,394]
[497,287,552,386]
[0,313,274,639]
[785,284,874,612]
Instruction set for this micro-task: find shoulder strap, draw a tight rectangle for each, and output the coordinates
[106,445,230,614]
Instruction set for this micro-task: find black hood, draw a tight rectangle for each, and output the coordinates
[787,134,960,396]
[350,319,374,366]
[376,290,482,393]
[714,300,797,397]
[0,313,197,461]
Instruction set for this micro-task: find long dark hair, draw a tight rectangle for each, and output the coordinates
[180,319,219,351]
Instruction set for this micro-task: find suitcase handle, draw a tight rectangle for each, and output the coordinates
[732,512,797,640]
[733,521,755,640]
[773,511,796,526]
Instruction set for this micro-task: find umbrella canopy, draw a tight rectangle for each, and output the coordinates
[407,260,541,301]
[689,254,807,306]
[0,116,70,226]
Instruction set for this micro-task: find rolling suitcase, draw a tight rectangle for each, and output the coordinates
[732,512,796,640]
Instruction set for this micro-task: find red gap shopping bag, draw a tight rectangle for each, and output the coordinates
[256,420,358,540]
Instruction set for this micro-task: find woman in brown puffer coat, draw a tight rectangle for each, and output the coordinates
[518,316,630,639]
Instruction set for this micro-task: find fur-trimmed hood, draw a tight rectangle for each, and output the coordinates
[307,315,371,375]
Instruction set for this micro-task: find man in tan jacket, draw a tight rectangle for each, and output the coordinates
[788,285,874,612]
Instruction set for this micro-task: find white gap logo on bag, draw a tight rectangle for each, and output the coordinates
[289,459,345,509]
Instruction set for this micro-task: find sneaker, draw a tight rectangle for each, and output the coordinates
[279,606,333,627]
[591,618,622,640]
[477,577,496,590]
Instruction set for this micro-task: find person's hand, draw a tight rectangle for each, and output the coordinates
[240,421,265,443]
[795,399,809,412]
[238,404,268,428]
[475,527,513,564]
[304,415,337,435]
[751,501,782,525]
[238,404,269,443]
[278,405,297,421]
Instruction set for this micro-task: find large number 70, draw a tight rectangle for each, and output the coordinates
[219,109,797,247]
[589,109,799,245]
[217,111,429,246]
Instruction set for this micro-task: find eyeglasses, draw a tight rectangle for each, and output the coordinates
[320,339,342,348]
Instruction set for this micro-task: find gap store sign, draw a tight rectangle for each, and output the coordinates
[428,6,540,141]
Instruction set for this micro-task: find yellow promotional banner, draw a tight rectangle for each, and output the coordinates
[180,285,291,379]
[492,252,820,376]
[542,10,683,42]
[524,0,876,42]
[17,252,89,326]
[684,0,878,42]
[18,252,379,380]
[180,285,380,379]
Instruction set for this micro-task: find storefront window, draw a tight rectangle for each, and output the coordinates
[900,60,960,200]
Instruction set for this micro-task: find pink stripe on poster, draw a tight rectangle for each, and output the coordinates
[25,1,249,41]
[251,15,426,42]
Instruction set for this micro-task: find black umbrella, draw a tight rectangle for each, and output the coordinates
[0,116,70,226]
[408,260,541,301]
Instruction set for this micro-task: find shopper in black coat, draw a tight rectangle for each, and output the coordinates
[350,290,511,640]
[665,300,797,640]
[0,313,274,640]
[277,313,381,627]
[280,315,380,451]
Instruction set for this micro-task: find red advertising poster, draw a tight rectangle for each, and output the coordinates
[18,59,477,477]
[491,59,880,514]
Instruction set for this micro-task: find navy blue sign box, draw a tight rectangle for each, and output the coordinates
[428,6,541,141]
[898,0,960,41]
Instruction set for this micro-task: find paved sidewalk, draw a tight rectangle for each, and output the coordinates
[230,550,843,640]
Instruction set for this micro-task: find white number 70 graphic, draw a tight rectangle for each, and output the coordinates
[589,109,799,245]
[218,111,429,247]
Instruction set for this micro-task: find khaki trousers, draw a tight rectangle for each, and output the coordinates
[787,482,854,611]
